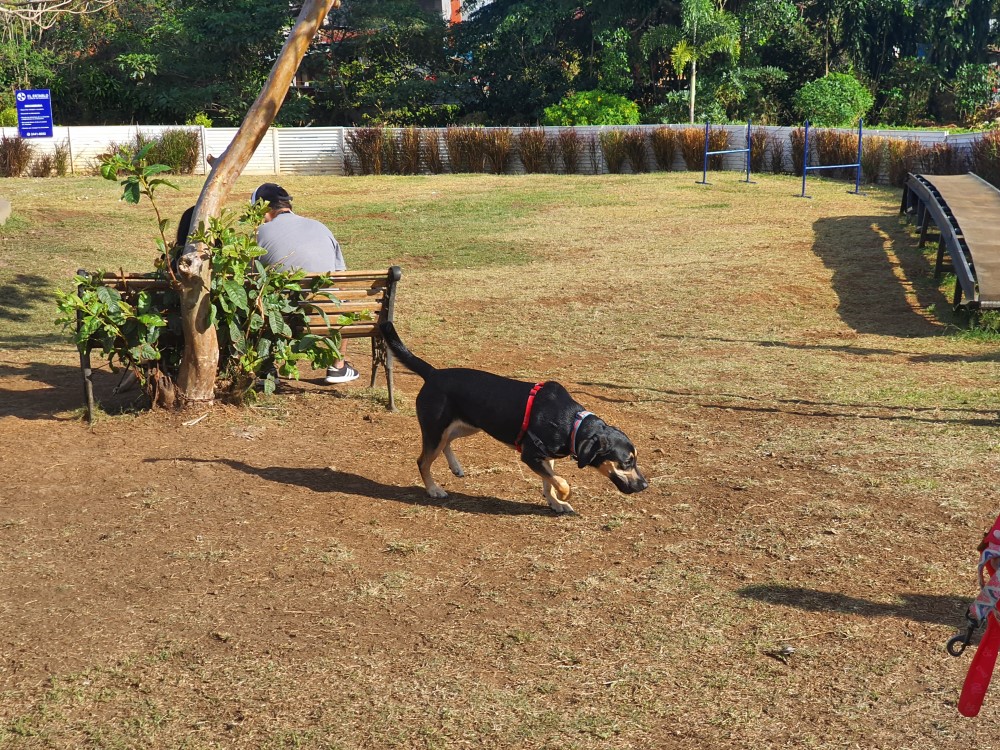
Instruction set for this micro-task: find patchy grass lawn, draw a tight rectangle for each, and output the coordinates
[1,171,999,749]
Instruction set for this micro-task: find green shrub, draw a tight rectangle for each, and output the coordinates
[877,58,939,126]
[793,72,873,127]
[954,63,1000,125]
[149,128,200,174]
[0,136,33,177]
[0,107,16,127]
[542,90,640,127]
[185,112,213,128]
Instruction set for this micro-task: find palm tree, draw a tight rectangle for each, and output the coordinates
[642,0,740,124]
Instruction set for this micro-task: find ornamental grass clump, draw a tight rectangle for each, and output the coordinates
[707,127,728,170]
[789,127,806,176]
[599,128,628,173]
[861,135,887,184]
[650,127,676,171]
[922,142,968,176]
[483,128,514,174]
[557,128,583,174]
[622,129,649,173]
[812,129,858,180]
[766,131,786,174]
[749,127,768,173]
[0,136,33,177]
[886,137,925,187]
[445,127,488,173]
[678,127,705,170]
[346,127,386,175]
[970,130,1000,189]
[421,129,443,174]
[399,128,421,175]
[517,128,547,173]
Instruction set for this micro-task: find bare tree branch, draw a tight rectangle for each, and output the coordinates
[0,0,114,31]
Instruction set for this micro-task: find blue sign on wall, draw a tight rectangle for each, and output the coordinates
[15,89,53,139]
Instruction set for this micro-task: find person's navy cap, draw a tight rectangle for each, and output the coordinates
[251,183,292,205]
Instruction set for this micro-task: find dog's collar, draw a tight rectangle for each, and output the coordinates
[569,411,595,458]
[515,382,546,452]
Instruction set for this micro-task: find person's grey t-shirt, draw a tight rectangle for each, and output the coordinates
[256,211,346,273]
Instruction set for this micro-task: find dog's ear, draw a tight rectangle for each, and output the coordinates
[576,433,604,469]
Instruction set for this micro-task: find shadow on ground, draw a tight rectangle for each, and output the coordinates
[739,583,967,628]
[811,214,948,336]
[159,457,554,517]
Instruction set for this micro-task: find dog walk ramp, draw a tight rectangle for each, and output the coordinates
[901,172,1000,309]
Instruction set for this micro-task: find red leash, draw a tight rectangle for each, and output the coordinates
[514,382,545,452]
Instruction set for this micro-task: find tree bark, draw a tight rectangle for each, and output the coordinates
[688,58,697,125]
[173,0,341,406]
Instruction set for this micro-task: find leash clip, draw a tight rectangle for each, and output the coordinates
[948,613,980,657]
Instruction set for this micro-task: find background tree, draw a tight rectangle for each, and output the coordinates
[642,0,740,123]
[320,0,458,125]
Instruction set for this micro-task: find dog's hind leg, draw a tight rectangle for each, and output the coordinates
[442,421,479,477]
[418,420,481,498]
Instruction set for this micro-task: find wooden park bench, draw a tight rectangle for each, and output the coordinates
[76,266,402,421]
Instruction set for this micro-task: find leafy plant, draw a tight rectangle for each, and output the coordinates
[877,58,940,126]
[793,72,873,127]
[57,148,361,408]
[954,63,1000,125]
[542,90,641,127]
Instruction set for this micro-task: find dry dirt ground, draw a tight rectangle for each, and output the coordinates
[4,174,1000,749]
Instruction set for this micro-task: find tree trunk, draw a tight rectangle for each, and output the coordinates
[173,0,341,407]
[688,58,697,124]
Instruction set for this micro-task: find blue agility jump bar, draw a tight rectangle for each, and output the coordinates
[698,121,753,185]
[799,119,864,198]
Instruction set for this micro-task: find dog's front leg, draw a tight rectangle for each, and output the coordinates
[525,455,574,514]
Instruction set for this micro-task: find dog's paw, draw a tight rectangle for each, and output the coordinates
[547,498,575,514]
[426,485,448,499]
[450,466,464,478]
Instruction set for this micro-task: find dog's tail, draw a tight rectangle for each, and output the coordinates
[378,321,436,380]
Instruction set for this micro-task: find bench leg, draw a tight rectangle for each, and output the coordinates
[371,336,396,411]
[80,346,96,423]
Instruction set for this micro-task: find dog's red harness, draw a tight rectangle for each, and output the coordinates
[515,382,546,452]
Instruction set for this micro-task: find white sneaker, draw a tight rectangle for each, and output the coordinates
[325,362,360,384]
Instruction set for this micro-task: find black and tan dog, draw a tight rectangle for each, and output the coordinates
[379,322,648,513]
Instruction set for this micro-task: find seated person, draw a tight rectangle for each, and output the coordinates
[252,183,358,384]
